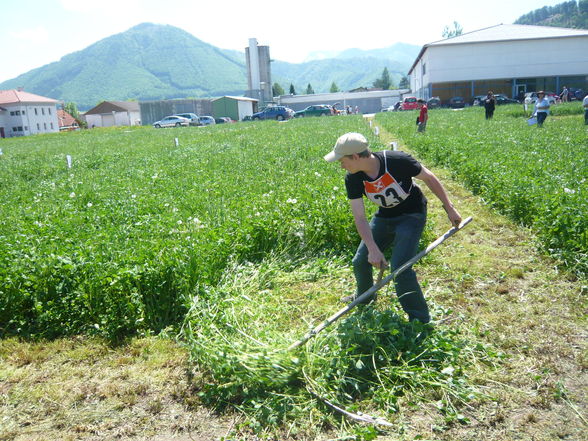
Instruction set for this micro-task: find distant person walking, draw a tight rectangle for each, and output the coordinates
[533,91,550,128]
[483,91,496,120]
[416,99,428,132]
[583,93,588,125]
[560,86,569,103]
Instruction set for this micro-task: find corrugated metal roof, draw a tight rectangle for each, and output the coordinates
[409,24,588,74]
[0,89,58,105]
[211,96,258,102]
[428,24,588,46]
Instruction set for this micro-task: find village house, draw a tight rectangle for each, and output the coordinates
[0,88,59,138]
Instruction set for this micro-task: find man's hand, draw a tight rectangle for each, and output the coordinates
[445,204,462,228]
[367,247,388,269]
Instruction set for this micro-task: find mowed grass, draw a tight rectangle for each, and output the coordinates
[1,112,587,440]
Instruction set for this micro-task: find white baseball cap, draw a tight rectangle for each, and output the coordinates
[323,132,368,162]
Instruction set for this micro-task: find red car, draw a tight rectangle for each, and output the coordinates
[400,96,419,110]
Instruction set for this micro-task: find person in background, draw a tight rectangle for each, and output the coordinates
[323,132,462,323]
[416,99,428,132]
[483,91,496,120]
[560,86,569,103]
[533,91,550,128]
[583,93,588,125]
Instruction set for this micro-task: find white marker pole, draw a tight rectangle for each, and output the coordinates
[66,155,72,168]
[174,138,179,147]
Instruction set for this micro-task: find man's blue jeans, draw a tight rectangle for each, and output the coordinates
[352,211,430,323]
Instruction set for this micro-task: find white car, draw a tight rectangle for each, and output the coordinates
[199,116,216,126]
[152,116,190,128]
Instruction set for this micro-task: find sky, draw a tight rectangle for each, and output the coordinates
[0,0,568,83]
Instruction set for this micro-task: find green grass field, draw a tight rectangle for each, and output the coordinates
[1,107,586,440]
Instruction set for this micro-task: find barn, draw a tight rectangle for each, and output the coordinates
[84,101,141,128]
[408,24,588,105]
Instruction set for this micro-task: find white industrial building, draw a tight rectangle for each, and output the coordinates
[409,24,588,104]
[0,89,59,138]
[245,38,273,106]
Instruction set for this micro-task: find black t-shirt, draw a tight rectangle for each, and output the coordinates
[345,150,427,218]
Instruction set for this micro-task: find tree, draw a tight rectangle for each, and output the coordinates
[272,83,285,97]
[64,102,80,120]
[399,75,410,89]
[442,21,463,38]
[373,67,392,90]
[289,83,296,95]
[330,82,340,93]
[306,83,315,94]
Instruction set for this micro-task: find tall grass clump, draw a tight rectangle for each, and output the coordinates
[376,104,588,277]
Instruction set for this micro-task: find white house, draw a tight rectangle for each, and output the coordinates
[408,24,588,104]
[84,101,141,128]
[0,89,59,138]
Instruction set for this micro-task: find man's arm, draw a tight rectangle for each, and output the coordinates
[414,166,462,227]
[349,198,387,268]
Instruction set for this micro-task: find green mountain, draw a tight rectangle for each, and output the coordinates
[0,23,419,110]
[515,0,588,28]
[0,23,247,110]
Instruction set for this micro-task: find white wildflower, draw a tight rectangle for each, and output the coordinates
[564,188,575,194]
[314,172,321,177]
[69,192,76,198]
[286,198,297,204]
[87,202,93,208]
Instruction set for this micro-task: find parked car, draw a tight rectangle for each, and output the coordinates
[400,96,419,111]
[569,88,587,101]
[295,104,332,117]
[494,94,518,105]
[251,106,295,121]
[426,97,441,109]
[152,115,190,128]
[523,92,557,105]
[174,113,200,126]
[448,96,465,108]
[214,117,234,124]
[199,116,216,126]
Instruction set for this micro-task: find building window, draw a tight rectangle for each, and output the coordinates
[24,126,28,131]
[42,108,45,115]
[422,63,426,75]
[10,111,21,116]
[44,123,47,130]
[48,108,52,115]
[37,123,40,130]
[50,123,54,130]
[22,110,25,115]
[35,108,38,115]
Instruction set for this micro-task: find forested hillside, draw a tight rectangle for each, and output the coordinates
[515,0,588,28]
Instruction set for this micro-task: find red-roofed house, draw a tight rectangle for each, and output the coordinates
[0,89,59,138]
[57,109,80,131]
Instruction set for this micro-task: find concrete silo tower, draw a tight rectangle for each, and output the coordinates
[245,38,272,105]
